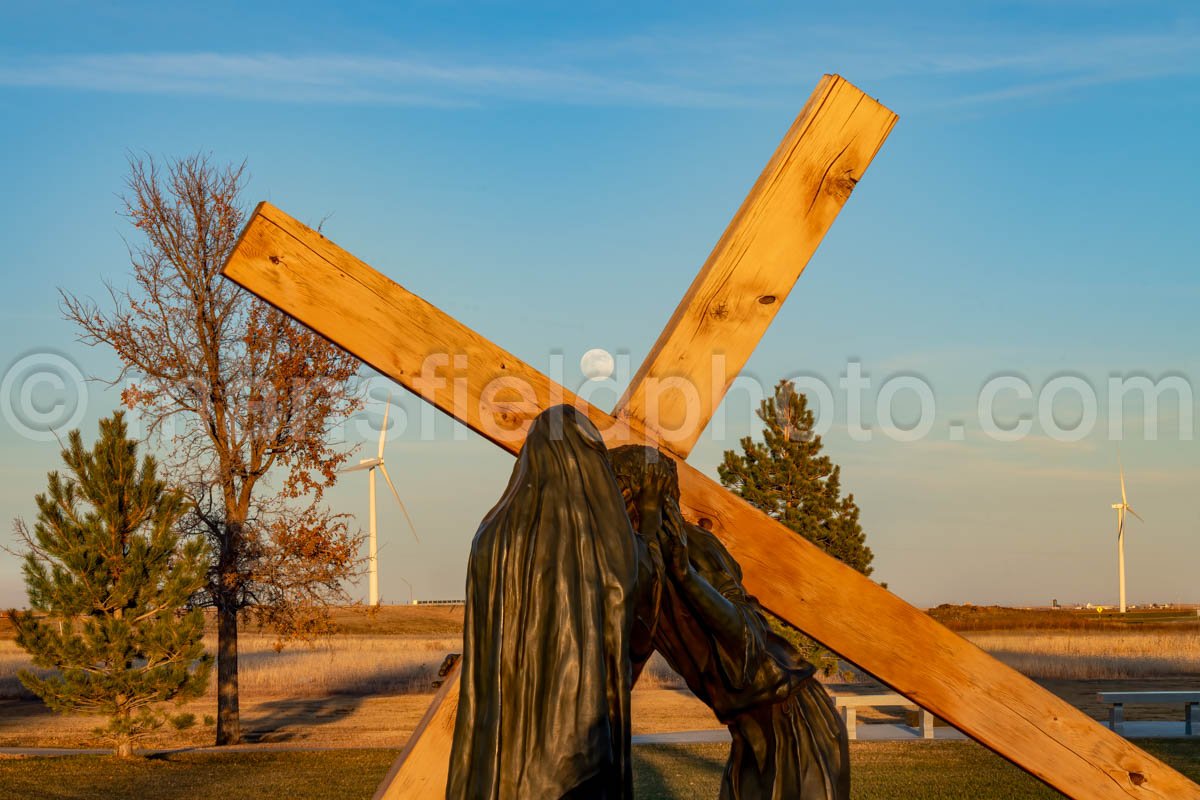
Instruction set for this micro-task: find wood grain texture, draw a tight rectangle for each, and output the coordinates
[674,460,1199,798]
[223,201,638,455]
[373,662,460,800]
[221,216,1199,800]
[614,74,897,457]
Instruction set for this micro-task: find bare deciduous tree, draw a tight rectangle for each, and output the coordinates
[62,153,364,745]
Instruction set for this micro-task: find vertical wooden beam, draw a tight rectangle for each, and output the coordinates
[614,75,897,457]
[221,210,1200,799]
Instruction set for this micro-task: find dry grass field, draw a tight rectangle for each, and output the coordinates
[929,603,1200,632]
[0,605,696,749]
[964,630,1200,679]
[1,604,1197,750]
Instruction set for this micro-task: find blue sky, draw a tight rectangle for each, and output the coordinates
[1,2,1197,610]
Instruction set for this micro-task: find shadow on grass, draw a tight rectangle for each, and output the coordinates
[0,679,34,701]
[0,697,51,723]
[239,644,455,696]
[0,749,398,800]
[633,743,725,798]
[240,695,366,743]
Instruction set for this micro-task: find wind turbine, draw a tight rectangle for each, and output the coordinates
[342,395,419,606]
[1111,458,1144,614]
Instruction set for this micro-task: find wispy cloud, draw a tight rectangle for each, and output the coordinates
[541,23,1200,106]
[0,51,761,109]
[0,22,1197,109]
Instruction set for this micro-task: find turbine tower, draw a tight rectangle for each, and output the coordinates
[341,396,419,605]
[1111,458,1143,614]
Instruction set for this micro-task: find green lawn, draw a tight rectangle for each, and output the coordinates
[0,740,1197,799]
[637,742,1065,799]
[636,741,1200,799]
[0,750,395,800]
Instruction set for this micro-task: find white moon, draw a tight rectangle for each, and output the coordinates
[580,348,615,381]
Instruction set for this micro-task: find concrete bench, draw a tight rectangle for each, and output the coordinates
[833,693,935,740]
[1097,691,1200,735]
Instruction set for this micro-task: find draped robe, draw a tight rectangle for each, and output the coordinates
[613,445,850,800]
[448,406,638,800]
[653,510,849,800]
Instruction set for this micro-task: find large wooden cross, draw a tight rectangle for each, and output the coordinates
[222,76,1199,799]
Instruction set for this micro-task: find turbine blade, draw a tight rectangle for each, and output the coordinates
[1127,507,1145,523]
[378,393,391,459]
[379,463,420,543]
[340,459,379,474]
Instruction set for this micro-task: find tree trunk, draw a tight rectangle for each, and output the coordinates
[215,602,241,745]
[115,735,133,758]
[115,708,133,758]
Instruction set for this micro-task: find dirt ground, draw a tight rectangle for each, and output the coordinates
[7,676,1195,751]
[0,693,421,750]
[0,688,722,750]
[4,607,1196,751]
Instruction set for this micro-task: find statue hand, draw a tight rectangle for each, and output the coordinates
[637,463,668,524]
[658,503,690,580]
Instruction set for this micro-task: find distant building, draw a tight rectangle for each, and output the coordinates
[413,599,465,606]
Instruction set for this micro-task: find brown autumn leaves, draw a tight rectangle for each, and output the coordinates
[60,153,365,744]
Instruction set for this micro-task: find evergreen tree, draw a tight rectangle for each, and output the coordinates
[63,154,362,745]
[719,380,873,673]
[7,412,211,757]
[719,380,873,574]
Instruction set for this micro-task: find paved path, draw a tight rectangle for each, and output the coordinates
[3,721,1194,758]
[0,744,382,757]
[633,720,1200,745]
[1100,721,1200,738]
[633,724,968,744]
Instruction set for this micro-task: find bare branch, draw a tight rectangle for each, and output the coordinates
[61,153,365,670]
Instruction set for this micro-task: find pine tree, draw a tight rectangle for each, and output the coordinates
[63,154,362,745]
[6,412,212,757]
[719,380,873,574]
[719,380,873,672]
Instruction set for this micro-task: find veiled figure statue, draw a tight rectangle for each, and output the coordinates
[611,445,851,800]
[448,406,847,800]
[448,406,642,800]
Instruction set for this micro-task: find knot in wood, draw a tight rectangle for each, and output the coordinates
[828,169,859,202]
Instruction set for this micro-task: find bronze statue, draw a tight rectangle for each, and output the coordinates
[448,407,847,799]
[448,406,639,799]
[611,445,850,800]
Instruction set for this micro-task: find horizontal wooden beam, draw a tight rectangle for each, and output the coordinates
[222,203,1200,800]
[614,75,897,457]
[223,201,637,452]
